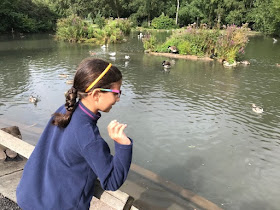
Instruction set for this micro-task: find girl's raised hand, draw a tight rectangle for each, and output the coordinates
[108,120,131,145]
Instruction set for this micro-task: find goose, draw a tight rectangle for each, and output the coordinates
[29,95,38,104]
[273,38,277,44]
[168,46,178,54]
[125,55,130,60]
[252,104,263,113]
[109,52,116,57]
[162,60,171,69]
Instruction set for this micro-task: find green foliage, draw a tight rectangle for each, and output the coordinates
[0,0,57,33]
[56,15,86,42]
[94,12,106,29]
[177,41,191,55]
[56,15,131,44]
[148,23,249,63]
[142,35,157,51]
[151,14,177,29]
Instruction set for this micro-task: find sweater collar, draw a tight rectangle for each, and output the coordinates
[78,101,101,122]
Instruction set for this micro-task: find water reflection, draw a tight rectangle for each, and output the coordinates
[0,33,280,210]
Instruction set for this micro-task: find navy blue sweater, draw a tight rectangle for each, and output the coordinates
[16,101,133,210]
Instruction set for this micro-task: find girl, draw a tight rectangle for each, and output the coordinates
[16,58,133,210]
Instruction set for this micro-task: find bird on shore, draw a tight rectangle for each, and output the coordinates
[162,60,171,69]
[273,38,277,44]
[168,46,178,54]
[252,104,263,113]
[29,95,38,104]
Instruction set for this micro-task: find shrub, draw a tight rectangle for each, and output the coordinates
[151,14,177,29]
[177,41,191,55]
[94,12,106,29]
[56,15,86,42]
[215,24,249,63]
[56,15,131,44]
[143,35,157,51]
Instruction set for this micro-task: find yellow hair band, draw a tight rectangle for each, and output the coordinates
[85,63,112,93]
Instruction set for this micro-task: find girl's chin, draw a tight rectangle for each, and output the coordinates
[103,106,112,112]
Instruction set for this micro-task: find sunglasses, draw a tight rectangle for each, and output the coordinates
[99,88,122,98]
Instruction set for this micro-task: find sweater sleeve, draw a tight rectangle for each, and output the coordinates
[82,137,133,191]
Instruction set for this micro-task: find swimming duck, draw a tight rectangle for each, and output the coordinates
[168,46,178,54]
[29,95,38,104]
[138,33,143,39]
[273,38,277,44]
[66,80,74,85]
[101,44,108,49]
[109,52,116,57]
[125,55,130,60]
[240,60,250,65]
[89,51,96,56]
[223,60,237,67]
[59,74,68,78]
[162,60,171,69]
[276,63,280,67]
[252,104,263,113]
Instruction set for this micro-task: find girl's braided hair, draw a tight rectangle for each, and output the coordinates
[52,58,122,128]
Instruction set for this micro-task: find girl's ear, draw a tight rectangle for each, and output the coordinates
[90,89,100,101]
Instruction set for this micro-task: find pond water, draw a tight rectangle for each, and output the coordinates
[0,32,280,210]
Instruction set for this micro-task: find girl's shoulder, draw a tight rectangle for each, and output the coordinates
[69,121,102,150]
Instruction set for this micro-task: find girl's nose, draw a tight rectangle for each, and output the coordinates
[116,97,120,102]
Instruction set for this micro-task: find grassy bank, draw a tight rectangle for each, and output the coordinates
[142,24,250,64]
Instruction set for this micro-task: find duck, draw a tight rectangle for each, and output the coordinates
[101,44,108,49]
[89,51,96,56]
[276,63,280,67]
[168,46,178,54]
[66,80,74,85]
[240,60,250,65]
[162,60,171,69]
[29,95,38,104]
[223,60,237,67]
[109,52,116,57]
[138,33,143,39]
[273,38,277,44]
[109,56,116,61]
[252,104,263,113]
[59,74,68,78]
[125,55,130,60]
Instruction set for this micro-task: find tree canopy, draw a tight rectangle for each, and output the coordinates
[0,0,279,35]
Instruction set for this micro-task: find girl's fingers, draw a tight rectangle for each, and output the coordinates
[118,124,127,134]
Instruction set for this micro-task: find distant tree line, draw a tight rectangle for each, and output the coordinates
[1,0,279,35]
